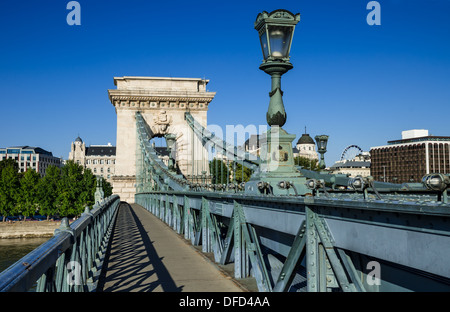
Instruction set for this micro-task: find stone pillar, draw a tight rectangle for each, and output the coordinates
[108,77,215,203]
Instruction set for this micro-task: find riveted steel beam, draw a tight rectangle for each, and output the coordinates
[273,221,306,292]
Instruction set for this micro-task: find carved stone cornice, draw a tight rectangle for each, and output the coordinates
[109,95,215,102]
[108,77,216,111]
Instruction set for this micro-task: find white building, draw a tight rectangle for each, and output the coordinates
[69,136,116,182]
[0,146,63,177]
[244,132,319,161]
[329,152,371,177]
[293,133,319,161]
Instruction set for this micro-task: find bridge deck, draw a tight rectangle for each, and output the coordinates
[98,203,245,292]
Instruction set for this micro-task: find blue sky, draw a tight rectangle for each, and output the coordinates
[0,0,449,165]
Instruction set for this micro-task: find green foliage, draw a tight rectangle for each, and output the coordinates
[15,169,40,220]
[0,162,20,221]
[209,158,230,184]
[0,158,19,173]
[37,165,60,219]
[231,162,253,183]
[209,159,254,184]
[100,177,113,197]
[56,161,96,217]
[0,159,114,220]
[294,156,319,171]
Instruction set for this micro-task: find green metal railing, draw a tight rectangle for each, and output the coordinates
[0,195,120,292]
[136,190,450,292]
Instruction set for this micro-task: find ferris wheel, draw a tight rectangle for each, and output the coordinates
[340,145,364,161]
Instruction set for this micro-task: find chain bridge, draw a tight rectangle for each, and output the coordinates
[1,9,450,293]
[1,104,450,292]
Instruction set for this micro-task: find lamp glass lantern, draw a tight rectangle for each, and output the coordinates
[315,135,329,169]
[164,133,177,172]
[165,134,176,151]
[256,10,300,62]
[315,135,329,153]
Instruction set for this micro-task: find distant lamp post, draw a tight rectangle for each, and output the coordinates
[315,135,329,170]
[164,133,177,173]
[255,9,300,127]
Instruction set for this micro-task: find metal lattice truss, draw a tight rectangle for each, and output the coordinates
[136,111,191,192]
[136,191,450,292]
[184,112,260,171]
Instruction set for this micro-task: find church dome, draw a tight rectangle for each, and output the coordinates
[297,133,315,145]
[75,136,83,143]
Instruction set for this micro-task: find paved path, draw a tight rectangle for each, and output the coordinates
[98,203,243,292]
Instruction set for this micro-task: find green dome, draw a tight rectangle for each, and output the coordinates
[297,133,315,145]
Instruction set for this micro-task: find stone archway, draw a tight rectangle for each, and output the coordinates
[108,76,216,203]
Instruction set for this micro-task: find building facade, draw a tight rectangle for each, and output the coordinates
[370,129,450,183]
[0,146,63,176]
[69,137,116,182]
[293,133,319,161]
[244,132,319,161]
[329,153,371,177]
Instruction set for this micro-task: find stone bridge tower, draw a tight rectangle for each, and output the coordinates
[108,76,215,203]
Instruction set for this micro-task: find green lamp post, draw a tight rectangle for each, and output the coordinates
[255,9,300,127]
[315,135,329,170]
[164,133,177,173]
[246,9,309,196]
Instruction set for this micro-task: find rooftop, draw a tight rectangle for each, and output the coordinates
[387,136,450,145]
[330,160,371,169]
[0,146,53,156]
[86,146,116,157]
[297,133,315,145]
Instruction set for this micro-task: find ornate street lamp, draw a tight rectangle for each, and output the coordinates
[246,9,308,196]
[315,135,329,170]
[255,10,300,127]
[164,133,177,173]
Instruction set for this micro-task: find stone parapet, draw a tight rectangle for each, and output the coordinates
[112,175,136,204]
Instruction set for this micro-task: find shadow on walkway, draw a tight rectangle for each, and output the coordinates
[97,202,183,292]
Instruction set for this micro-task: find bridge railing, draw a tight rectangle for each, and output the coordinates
[0,195,120,292]
[136,190,450,292]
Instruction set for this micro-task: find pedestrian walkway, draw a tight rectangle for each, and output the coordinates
[98,203,244,292]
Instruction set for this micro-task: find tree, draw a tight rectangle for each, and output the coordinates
[77,168,96,210]
[294,156,319,171]
[100,177,113,197]
[56,160,85,217]
[15,169,40,220]
[0,158,19,173]
[37,165,61,220]
[0,164,19,221]
[231,162,253,184]
[209,158,230,184]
